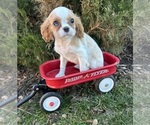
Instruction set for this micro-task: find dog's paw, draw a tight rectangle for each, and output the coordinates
[55,72,65,78]
[74,64,79,69]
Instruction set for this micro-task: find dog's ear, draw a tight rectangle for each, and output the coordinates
[75,16,84,38]
[40,17,54,42]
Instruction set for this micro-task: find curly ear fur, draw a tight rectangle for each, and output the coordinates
[40,18,54,42]
[75,16,84,38]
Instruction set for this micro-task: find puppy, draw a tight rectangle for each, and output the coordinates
[41,6,104,77]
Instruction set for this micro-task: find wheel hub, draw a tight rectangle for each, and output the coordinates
[49,102,54,106]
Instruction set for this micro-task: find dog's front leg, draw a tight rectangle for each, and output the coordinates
[78,55,89,72]
[55,56,67,77]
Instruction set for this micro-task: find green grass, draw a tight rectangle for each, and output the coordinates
[0,102,17,125]
[18,73,132,125]
[133,71,150,125]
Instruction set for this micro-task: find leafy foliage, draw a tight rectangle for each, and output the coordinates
[0,2,17,67]
[80,0,132,54]
[133,0,150,64]
[18,0,50,71]
[18,33,49,70]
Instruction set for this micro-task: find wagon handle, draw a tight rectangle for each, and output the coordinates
[0,95,17,108]
[17,90,36,107]
[17,82,41,107]
[17,80,49,107]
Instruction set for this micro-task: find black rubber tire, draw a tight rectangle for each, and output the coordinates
[39,92,63,112]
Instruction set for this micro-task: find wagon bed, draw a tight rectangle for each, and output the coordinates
[40,52,120,89]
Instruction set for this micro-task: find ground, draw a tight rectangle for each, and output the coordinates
[17,68,132,125]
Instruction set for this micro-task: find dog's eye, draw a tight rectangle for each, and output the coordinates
[70,18,74,23]
[53,21,59,26]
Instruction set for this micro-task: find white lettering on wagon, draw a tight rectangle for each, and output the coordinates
[64,69,109,83]
[65,75,83,83]
[90,69,109,77]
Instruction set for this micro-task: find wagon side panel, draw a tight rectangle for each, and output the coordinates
[45,65,117,89]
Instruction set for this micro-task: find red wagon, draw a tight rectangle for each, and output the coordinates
[38,52,119,112]
[17,52,119,112]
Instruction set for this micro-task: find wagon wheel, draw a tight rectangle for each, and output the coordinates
[40,92,63,112]
[95,76,115,93]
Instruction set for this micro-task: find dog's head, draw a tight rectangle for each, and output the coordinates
[40,6,84,42]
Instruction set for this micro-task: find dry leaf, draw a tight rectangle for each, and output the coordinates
[62,114,67,118]
[1,95,8,100]
[92,119,98,125]
[0,117,5,123]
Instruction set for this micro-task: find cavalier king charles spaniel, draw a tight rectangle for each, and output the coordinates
[41,6,104,77]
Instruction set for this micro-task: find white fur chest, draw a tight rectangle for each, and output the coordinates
[54,42,79,64]
[54,43,69,55]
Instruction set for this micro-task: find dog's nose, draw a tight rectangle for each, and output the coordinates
[63,27,69,32]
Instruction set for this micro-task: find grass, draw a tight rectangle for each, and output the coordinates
[0,102,17,125]
[133,70,150,125]
[18,72,132,125]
